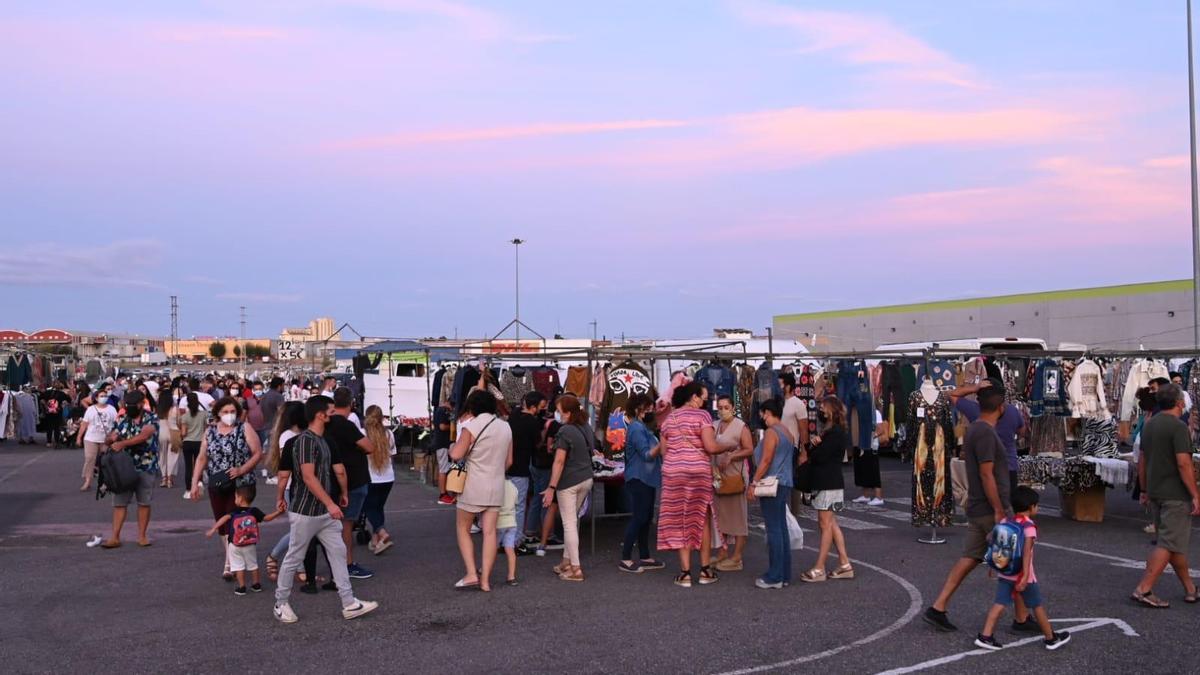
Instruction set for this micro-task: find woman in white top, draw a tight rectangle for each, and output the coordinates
[155,389,180,488]
[76,394,118,491]
[363,405,397,555]
[449,389,514,593]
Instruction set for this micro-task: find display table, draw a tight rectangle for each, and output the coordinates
[1019,455,1108,523]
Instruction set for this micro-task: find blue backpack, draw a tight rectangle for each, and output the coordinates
[985,520,1026,576]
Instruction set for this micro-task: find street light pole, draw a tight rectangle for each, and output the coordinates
[1189,0,1200,347]
[512,238,525,350]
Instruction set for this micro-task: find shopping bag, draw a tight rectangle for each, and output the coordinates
[785,506,805,550]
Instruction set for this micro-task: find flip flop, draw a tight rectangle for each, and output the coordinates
[1131,590,1170,608]
[1184,588,1199,604]
[137,540,152,548]
[100,540,121,549]
[454,578,480,591]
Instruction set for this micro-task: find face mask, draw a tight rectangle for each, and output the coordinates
[220,413,237,426]
[554,411,563,424]
[253,390,264,398]
[817,411,829,424]
[230,389,240,396]
[718,409,735,422]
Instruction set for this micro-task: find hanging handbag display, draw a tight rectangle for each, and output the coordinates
[445,417,496,495]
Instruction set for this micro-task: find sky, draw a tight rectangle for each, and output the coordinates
[1,0,1196,341]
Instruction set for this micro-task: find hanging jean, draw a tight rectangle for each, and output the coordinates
[836,360,876,450]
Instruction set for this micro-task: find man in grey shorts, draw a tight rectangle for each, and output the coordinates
[1132,384,1200,608]
[924,382,1013,632]
[101,391,161,549]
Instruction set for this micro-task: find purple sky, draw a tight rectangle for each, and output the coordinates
[1,1,1194,340]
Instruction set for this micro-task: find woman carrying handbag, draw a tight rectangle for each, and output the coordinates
[747,398,796,590]
[712,395,754,572]
[448,389,513,593]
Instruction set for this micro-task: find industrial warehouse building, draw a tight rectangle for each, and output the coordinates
[772,280,1196,353]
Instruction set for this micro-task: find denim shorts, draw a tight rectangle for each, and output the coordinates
[995,579,1042,608]
[344,485,369,521]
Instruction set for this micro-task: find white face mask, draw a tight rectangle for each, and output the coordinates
[230,389,240,396]
[554,411,563,424]
[220,413,237,426]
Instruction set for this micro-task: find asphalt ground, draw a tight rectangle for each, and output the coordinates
[0,442,1195,675]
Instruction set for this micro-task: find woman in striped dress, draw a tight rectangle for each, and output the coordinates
[657,381,727,588]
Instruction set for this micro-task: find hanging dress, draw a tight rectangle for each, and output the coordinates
[905,390,955,528]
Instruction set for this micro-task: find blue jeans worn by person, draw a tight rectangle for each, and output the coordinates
[759,487,792,585]
[503,476,530,548]
[364,481,393,532]
[621,479,656,560]
[527,466,550,534]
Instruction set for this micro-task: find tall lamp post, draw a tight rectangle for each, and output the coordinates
[1189,0,1200,347]
[513,238,524,348]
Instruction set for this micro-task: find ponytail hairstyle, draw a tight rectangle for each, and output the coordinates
[556,394,587,426]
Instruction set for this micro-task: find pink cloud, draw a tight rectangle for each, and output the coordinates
[732,1,980,88]
[325,119,691,150]
[150,25,294,43]
[1143,155,1190,169]
[883,155,1188,233]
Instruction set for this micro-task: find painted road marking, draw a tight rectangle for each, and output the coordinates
[715,548,924,675]
[1038,541,1200,577]
[875,617,1138,675]
[792,506,889,531]
[0,451,49,487]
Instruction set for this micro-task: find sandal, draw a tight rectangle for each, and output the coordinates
[674,572,693,588]
[800,569,827,583]
[454,577,480,591]
[100,539,121,549]
[1184,587,1199,604]
[830,564,855,580]
[1131,590,1170,608]
[559,567,585,582]
[552,561,571,575]
[266,555,280,582]
[697,565,719,585]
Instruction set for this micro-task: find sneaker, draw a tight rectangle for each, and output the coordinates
[300,582,318,595]
[545,537,565,550]
[265,477,279,486]
[469,524,481,535]
[1011,618,1042,635]
[234,586,247,596]
[515,544,535,557]
[674,572,693,588]
[321,580,338,591]
[1044,631,1071,650]
[638,559,666,571]
[437,493,455,506]
[182,491,191,500]
[618,561,643,574]
[852,496,871,504]
[347,563,374,579]
[974,634,1002,651]
[535,546,546,557]
[274,602,298,624]
[923,607,957,632]
[755,578,784,589]
[250,583,262,593]
[342,599,379,620]
[868,498,885,507]
[523,534,539,545]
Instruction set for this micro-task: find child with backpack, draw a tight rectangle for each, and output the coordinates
[207,486,284,596]
[975,486,1071,651]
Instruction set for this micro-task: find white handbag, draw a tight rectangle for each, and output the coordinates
[753,475,779,497]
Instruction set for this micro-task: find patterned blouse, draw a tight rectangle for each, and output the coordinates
[205,424,257,487]
[113,412,160,474]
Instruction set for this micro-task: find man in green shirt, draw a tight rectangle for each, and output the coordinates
[1132,384,1200,608]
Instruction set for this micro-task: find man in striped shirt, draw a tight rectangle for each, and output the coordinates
[273,395,379,624]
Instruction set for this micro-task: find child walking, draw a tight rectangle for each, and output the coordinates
[207,485,284,596]
[974,486,1071,651]
[497,478,520,586]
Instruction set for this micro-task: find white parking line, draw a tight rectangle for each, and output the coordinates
[716,549,924,675]
[1038,541,1200,577]
[875,617,1138,675]
[791,505,889,530]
